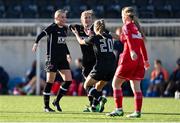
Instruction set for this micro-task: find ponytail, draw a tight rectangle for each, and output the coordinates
[94,19,106,35]
[99,19,105,35]
[122,6,147,41]
[132,16,147,41]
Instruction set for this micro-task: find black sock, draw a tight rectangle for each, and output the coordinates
[43,83,53,108]
[97,91,102,101]
[55,81,72,103]
[88,96,93,106]
[88,87,102,107]
[88,87,101,99]
[92,99,99,109]
[87,86,93,106]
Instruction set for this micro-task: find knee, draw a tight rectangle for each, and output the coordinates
[63,76,72,82]
[46,79,54,83]
[83,83,87,90]
[112,80,121,89]
[112,82,116,89]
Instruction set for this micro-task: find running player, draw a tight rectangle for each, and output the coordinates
[72,19,116,112]
[32,9,72,112]
[107,7,150,118]
[70,10,107,112]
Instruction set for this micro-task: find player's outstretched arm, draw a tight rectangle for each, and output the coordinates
[32,31,46,52]
[71,27,86,44]
[32,43,38,52]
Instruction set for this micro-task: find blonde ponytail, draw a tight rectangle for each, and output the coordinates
[94,19,106,35]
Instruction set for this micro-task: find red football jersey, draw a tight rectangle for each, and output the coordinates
[115,21,148,80]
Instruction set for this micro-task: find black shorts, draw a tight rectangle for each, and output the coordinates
[82,62,95,78]
[45,59,70,72]
[89,63,116,82]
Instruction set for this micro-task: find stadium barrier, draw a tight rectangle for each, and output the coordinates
[0,19,180,37]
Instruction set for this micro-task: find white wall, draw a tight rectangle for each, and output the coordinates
[145,37,180,77]
[0,37,179,79]
[0,37,82,79]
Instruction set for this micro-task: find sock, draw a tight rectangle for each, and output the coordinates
[134,92,143,112]
[87,86,93,106]
[113,89,123,109]
[88,87,102,100]
[97,91,103,101]
[92,91,102,109]
[43,83,53,108]
[88,95,93,106]
[55,81,72,103]
[88,87,102,107]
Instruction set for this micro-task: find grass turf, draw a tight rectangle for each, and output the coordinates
[0,96,180,122]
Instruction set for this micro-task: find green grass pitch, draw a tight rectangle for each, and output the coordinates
[0,96,180,122]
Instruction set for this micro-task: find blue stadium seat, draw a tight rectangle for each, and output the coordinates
[0,0,179,18]
[6,4,22,18]
[0,4,5,18]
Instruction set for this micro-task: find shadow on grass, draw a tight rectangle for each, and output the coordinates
[1,110,180,116]
[0,110,105,115]
[105,111,180,116]
[142,112,180,116]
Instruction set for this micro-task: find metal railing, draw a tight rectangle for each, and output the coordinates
[0,19,180,37]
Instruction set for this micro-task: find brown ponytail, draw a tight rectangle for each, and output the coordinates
[133,16,146,41]
[122,6,146,41]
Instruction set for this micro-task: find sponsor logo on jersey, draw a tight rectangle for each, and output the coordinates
[57,37,66,44]
[132,32,142,39]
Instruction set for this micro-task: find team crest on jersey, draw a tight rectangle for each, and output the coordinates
[57,37,66,44]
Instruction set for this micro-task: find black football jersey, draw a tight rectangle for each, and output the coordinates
[85,33,115,63]
[42,23,70,61]
[70,24,96,65]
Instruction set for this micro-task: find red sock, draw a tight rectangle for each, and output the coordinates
[113,89,123,109]
[134,92,143,112]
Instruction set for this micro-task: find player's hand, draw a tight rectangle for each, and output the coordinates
[144,61,150,70]
[32,43,38,52]
[130,50,137,60]
[67,54,72,64]
[71,27,78,35]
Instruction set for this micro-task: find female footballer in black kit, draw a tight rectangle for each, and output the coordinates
[70,10,108,112]
[72,19,116,112]
[32,10,72,112]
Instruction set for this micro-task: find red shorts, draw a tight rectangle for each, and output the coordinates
[115,60,145,80]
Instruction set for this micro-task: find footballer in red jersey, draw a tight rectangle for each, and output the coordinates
[107,6,150,118]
